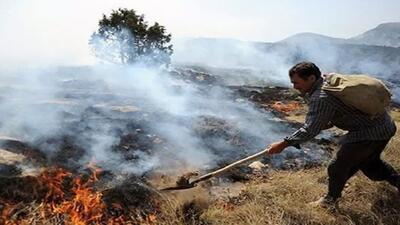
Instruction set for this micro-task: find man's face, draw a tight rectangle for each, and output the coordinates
[290,73,316,94]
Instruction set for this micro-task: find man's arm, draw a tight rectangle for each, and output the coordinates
[268,97,335,154]
[267,140,290,154]
[322,121,334,130]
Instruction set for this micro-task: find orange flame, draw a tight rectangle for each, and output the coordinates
[271,101,300,114]
[0,164,156,225]
[40,168,71,201]
[51,174,105,224]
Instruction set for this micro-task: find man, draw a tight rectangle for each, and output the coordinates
[267,61,400,209]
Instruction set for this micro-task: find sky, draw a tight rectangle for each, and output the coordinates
[0,0,399,66]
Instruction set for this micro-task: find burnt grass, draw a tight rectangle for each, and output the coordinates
[0,66,339,223]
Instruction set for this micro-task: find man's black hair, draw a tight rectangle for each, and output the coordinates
[289,61,321,80]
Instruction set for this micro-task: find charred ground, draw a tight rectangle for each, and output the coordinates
[0,66,396,225]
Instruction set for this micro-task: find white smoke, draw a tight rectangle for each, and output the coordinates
[172,36,400,101]
[172,38,291,86]
[0,59,294,176]
[0,68,63,143]
[4,15,397,178]
[77,65,289,174]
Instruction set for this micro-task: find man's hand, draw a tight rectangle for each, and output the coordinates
[267,140,290,155]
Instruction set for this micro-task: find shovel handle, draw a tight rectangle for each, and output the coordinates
[191,147,270,184]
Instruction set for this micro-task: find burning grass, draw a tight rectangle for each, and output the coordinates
[270,101,301,115]
[1,83,399,225]
[0,165,161,225]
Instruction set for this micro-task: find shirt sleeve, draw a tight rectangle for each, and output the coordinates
[284,96,335,148]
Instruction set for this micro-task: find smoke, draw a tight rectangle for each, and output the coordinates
[80,65,291,174]
[172,36,400,101]
[3,22,397,178]
[172,38,291,86]
[0,68,63,143]
[0,60,297,176]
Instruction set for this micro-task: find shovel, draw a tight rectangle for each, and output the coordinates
[160,147,270,191]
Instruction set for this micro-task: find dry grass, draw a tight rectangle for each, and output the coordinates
[3,112,400,225]
[158,113,400,225]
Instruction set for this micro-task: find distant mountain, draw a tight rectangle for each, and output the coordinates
[280,22,400,48]
[279,32,348,45]
[171,22,400,101]
[171,22,400,80]
[349,22,400,47]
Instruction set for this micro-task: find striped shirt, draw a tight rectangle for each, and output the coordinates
[285,77,397,148]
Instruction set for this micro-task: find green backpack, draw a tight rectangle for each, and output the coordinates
[321,73,392,116]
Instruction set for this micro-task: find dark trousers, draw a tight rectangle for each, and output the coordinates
[327,139,399,199]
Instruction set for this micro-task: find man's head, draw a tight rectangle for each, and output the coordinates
[289,62,321,94]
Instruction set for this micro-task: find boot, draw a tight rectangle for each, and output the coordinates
[308,196,339,212]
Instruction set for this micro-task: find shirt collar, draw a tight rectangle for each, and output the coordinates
[308,77,323,95]
[304,77,323,100]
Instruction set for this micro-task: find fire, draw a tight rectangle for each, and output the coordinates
[51,171,106,224]
[41,168,71,201]
[271,101,301,114]
[0,164,157,225]
[1,202,18,225]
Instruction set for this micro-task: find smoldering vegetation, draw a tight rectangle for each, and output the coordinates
[0,64,333,179]
[0,63,337,224]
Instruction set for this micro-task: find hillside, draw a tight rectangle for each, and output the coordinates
[172,22,400,102]
[172,22,400,75]
[349,22,400,47]
[279,32,347,45]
